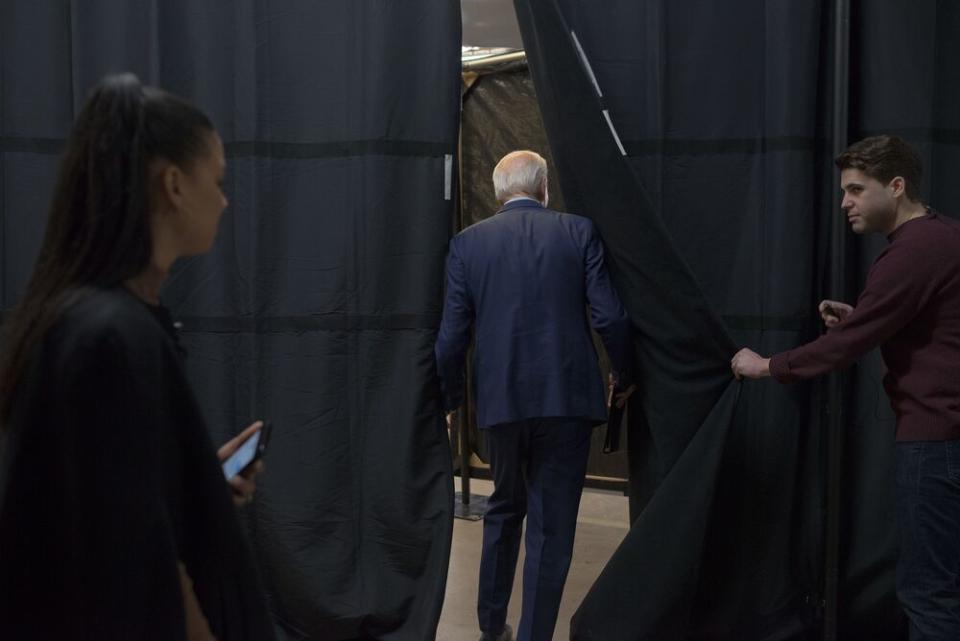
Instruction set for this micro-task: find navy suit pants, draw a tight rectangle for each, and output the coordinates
[477,417,593,641]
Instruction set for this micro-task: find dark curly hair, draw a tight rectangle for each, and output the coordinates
[836,135,923,202]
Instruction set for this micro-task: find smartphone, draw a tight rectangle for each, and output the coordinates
[221,422,273,480]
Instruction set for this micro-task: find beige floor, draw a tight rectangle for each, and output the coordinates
[436,479,630,641]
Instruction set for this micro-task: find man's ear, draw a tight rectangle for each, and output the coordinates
[888,176,906,199]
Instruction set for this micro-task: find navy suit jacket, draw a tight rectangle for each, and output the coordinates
[435,199,633,428]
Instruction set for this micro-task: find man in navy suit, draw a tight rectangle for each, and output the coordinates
[436,150,635,641]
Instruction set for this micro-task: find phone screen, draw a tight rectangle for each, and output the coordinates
[222,429,261,480]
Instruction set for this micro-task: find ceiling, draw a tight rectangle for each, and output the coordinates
[462,0,522,48]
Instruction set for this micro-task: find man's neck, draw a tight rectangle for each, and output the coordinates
[889,200,928,234]
[504,194,540,205]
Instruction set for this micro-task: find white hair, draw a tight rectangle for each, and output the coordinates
[492,150,548,203]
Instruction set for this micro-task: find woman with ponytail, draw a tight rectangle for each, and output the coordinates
[0,74,275,640]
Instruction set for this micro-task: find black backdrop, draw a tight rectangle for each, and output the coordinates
[514,0,960,640]
[0,2,460,640]
[4,2,960,640]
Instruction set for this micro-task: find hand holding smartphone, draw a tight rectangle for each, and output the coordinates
[221,421,273,480]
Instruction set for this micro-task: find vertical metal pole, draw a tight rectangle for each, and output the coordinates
[458,407,471,503]
[824,1,850,639]
[0,1,6,314]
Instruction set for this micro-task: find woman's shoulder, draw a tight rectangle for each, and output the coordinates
[52,287,172,356]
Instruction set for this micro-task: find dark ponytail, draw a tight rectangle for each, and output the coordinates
[0,73,214,423]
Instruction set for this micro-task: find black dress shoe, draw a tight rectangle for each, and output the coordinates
[479,623,513,641]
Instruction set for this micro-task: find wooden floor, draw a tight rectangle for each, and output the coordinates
[436,478,631,641]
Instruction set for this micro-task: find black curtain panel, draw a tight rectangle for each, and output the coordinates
[514,0,960,639]
[514,2,811,640]
[0,2,461,640]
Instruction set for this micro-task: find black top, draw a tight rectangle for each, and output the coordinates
[0,287,275,640]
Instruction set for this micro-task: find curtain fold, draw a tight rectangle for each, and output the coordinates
[1,3,461,639]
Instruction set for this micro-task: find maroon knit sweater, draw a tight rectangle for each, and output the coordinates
[769,213,960,441]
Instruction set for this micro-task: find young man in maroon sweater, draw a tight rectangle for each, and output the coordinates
[732,135,960,640]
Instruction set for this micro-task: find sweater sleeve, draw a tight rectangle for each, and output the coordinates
[769,238,938,383]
